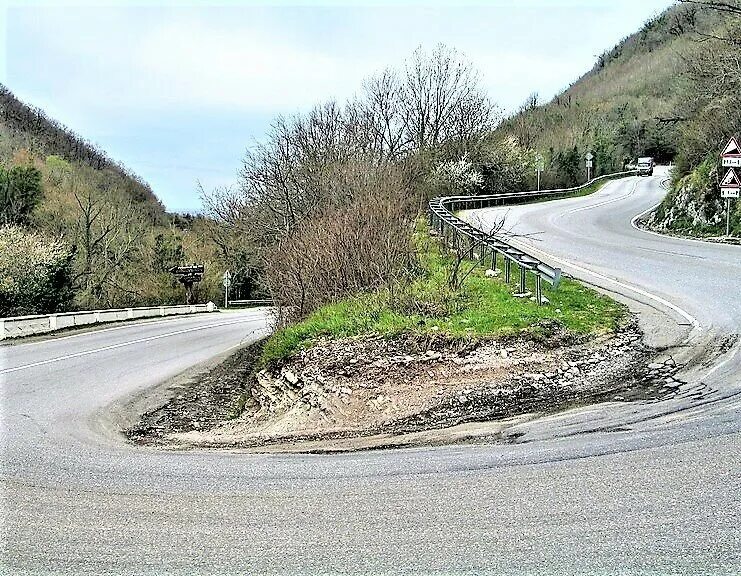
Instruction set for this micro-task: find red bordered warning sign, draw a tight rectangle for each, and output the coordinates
[721,168,740,188]
[721,168,741,198]
[722,137,741,168]
[722,137,741,157]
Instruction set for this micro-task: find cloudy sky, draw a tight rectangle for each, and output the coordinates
[2,0,674,212]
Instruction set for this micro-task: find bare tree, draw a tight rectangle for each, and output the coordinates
[401,45,497,151]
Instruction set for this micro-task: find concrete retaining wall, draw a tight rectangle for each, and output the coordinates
[0,302,217,341]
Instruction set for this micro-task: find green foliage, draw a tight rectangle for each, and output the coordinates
[552,146,582,187]
[0,225,74,316]
[477,136,535,194]
[657,156,740,236]
[0,164,43,225]
[153,232,185,273]
[497,4,727,189]
[260,227,626,367]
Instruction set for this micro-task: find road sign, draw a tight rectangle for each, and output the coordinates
[535,153,545,171]
[585,153,594,180]
[535,153,544,191]
[722,136,740,156]
[720,167,740,188]
[719,139,739,236]
[169,264,204,305]
[170,265,204,276]
[721,167,740,198]
[223,271,232,308]
[722,137,741,167]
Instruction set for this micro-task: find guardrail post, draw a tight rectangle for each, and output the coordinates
[491,249,497,271]
[536,276,543,305]
[505,259,511,283]
[519,267,527,295]
[553,268,562,289]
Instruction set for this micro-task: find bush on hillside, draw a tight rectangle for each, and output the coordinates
[263,164,416,320]
[0,164,43,225]
[0,225,74,316]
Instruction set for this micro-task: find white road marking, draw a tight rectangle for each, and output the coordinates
[628,178,740,248]
[1,318,266,375]
[565,178,639,214]
[5,309,271,348]
[472,173,702,330]
[509,238,701,330]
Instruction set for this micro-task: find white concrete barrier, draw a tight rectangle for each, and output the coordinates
[0,302,217,341]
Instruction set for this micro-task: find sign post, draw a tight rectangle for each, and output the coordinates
[721,137,740,236]
[223,270,232,309]
[535,153,544,191]
[586,152,594,182]
[169,264,205,305]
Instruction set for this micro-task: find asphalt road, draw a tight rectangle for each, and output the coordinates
[2,171,740,575]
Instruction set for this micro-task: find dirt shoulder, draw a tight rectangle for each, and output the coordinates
[126,318,682,452]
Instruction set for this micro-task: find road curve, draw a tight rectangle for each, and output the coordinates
[2,173,741,574]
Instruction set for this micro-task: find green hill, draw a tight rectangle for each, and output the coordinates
[499,1,740,238]
[0,86,226,315]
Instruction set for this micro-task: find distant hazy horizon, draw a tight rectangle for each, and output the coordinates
[2,0,675,213]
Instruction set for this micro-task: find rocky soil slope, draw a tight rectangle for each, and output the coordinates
[128,319,681,452]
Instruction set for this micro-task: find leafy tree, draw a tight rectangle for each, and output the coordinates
[0,225,73,316]
[0,165,43,225]
[553,146,582,187]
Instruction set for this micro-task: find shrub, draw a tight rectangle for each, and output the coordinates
[262,164,417,320]
[0,225,74,316]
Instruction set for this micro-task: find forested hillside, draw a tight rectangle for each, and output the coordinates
[0,86,229,316]
[499,1,739,235]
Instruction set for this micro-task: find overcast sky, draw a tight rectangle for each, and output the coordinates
[1,0,675,212]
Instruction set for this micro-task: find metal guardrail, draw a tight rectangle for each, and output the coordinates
[428,171,638,305]
[227,299,273,307]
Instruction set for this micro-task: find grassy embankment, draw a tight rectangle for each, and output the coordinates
[512,172,635,207]
[261,222,626,367]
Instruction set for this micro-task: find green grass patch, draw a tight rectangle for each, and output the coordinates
[525,172,632,204]
[260,227,626,368]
